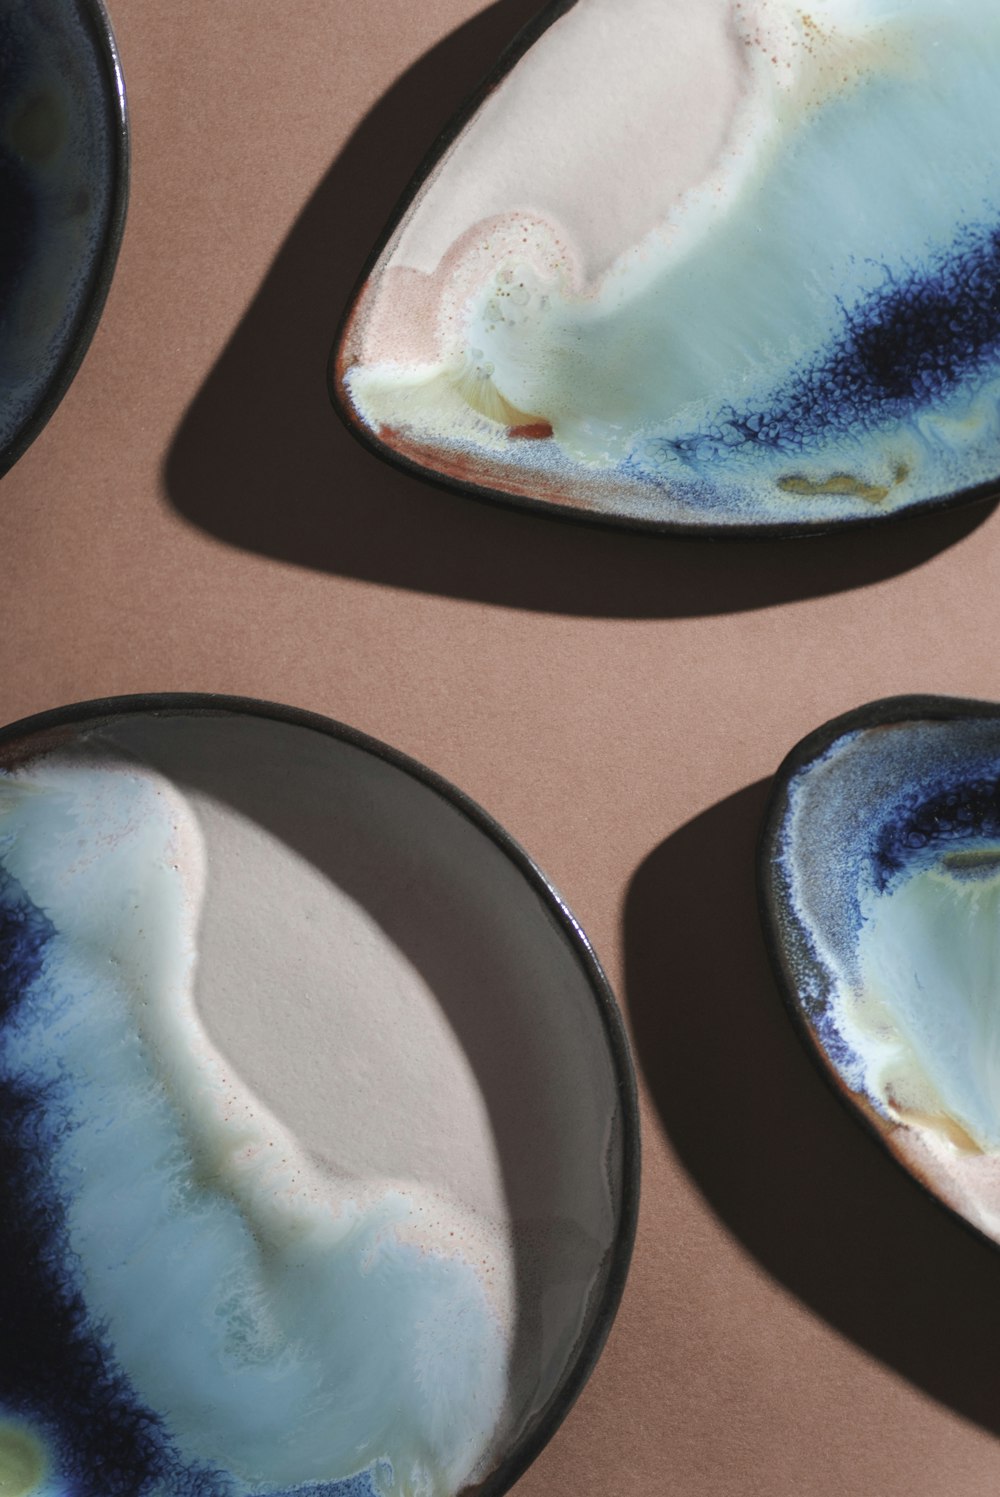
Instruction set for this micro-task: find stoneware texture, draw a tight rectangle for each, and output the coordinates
[0,0,129,479]
[334,0,1000,535]
[760,695,1000,1251]
[0,694,637,1497]
[10,0,1000,1493]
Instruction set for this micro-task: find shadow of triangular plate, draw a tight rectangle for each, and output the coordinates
[331,0,1000,537]
[760,696,1000,1249]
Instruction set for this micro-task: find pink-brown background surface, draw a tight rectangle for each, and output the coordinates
[6,2,1000,1492]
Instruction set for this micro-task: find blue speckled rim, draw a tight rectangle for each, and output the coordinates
[0,690,640,1497]
[0,0,130,481]
[328,1,1000,540]
[757,693,1000,1251]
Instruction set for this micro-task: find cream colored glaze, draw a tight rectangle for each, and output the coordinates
[56,713,622,1440]
[349,0,900,374]
[392,0,744,284]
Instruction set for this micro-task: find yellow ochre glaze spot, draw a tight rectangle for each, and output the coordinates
[941,847,1000,876]
[0,1423,48,1496]
[885,1094,985,1153]
[778,463,909,504]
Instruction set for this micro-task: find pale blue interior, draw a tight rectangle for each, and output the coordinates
[351,0,1000,524]
[777,713,1000,1139]
[0,765,506,1496]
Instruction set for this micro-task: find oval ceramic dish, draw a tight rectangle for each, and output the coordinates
[760,695,1000,1249]
[0,0,129,478]
[332,0,1000,536]
[0,694,638,1497]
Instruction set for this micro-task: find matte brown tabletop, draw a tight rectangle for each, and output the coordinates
[5,2,1000,1493]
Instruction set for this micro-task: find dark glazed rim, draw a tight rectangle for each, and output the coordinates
[757,692,1000,1253]
[0,0,131,481]
[0,690,641,1497]
[327,0,1000,540]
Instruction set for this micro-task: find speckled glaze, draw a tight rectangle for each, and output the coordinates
[760,696,1000,1248]
[333,0,1000,536]
[0,0,128,478]
[0,696,638,1497]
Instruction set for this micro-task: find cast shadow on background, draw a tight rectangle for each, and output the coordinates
[626,779,1000,1437]
[163,0,996,619]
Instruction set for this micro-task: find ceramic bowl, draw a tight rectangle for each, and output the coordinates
[0,694,638,1497]
[0,0,129,479]
[760,695,1000,1247]
[332,0,1000,536]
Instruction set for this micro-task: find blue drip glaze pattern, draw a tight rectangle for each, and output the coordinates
[0,855,401,1497]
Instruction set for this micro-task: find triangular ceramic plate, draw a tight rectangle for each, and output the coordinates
[332,0,1000,535]
[760,696,1000,1246]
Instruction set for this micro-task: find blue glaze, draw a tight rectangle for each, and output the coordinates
[871,771,1000,891]
[0,761,508,1496]
[0,0,121,467]
[0,866,228,1497]
[773,710,1000,1148]
[651,221,1000,474]
[345,0,1000,527]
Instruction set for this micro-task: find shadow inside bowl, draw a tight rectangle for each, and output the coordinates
[0,701,634,1497]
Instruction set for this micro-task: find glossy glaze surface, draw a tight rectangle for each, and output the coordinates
[0,703,633,1497]
[336,0,1000,532]
[0,0,126,474]
[762,698,1000,1245]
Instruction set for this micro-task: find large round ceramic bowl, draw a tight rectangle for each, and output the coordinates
[0,0,129,478]
[0,694,638,1497]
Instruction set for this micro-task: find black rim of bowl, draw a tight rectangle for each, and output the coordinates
[328,0,1000,540]
[0,0,131,481]
[0,689,641,1497]
[757,692,1000,1250]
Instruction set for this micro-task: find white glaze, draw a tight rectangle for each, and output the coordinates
[341,0,1000,525]
[0,713,622,1495]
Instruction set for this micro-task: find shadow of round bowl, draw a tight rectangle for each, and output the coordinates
[0,693,638,1497]
[0,0,128,478]
[760,695,1000,1250]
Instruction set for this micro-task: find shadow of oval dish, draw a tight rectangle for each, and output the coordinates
[331,0,1000,536]
[628,779,1000,1439]
[0,0,129,479]
[760,694,1000,1251]
[0,694,638,1497]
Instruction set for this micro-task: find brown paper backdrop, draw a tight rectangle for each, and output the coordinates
[6,1,1000,1492]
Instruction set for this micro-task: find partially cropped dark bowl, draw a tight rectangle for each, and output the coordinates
[0,0,128,478]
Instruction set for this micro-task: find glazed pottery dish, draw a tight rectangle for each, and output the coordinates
[0,697,637,1497]
[0,0,128,478]
[760,696,1000,1246]
[334,0,1000,535]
